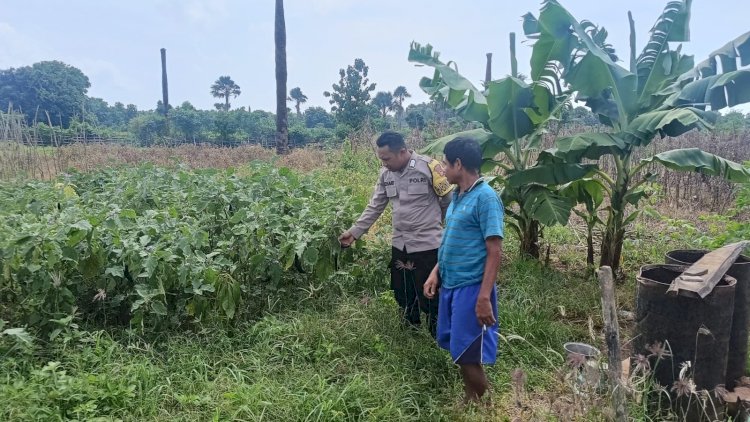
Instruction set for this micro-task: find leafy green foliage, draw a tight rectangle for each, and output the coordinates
[304,106,336,129]
[0,249,603,421]
[0,164,358,332]
[372,91,395,118]
[522,0,750,271]
[0,61,91,127]
[410,39,577,258]
[127,113,168,145]
[691,180,750,249]
[324,59,377,129]
[210,76,241,111]
[288,87,308,116]
[641,148,750,182]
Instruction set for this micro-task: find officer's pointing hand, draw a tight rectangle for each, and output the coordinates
[338,231,355,248]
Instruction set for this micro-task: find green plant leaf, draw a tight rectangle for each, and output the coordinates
[421,129,508,157]
[506,164,598,188]
[486,77,536,141]
[105,266,124,278]
[409,42,489,124]
[624,186,649,205]
[560,179,605,211]
[302,247,319,267]
[542,133,628,163]
[521,185,575,226]
[623,210,643,227]
[622,107,714,146]
[70,219,92,231]
[635,1,692,108]
[642,148,750,183]
[525,0,637,125]
[1,327,33,346]
[665,31,750,109]
[151,301,168,316]
[670,69,750,110]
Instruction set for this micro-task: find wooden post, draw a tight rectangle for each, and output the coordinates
[160,48,169,117]
[599,266,628,422]
[484,53,492,86]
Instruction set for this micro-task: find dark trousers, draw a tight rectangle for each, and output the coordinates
[390,247,439,338]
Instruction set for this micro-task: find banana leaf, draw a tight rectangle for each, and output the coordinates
[543,132,628,163]
[642,148,750,183]
[560,178,605,212]
[635,1,692,108]
[409,42,489,124]
[506,163,598,188]
[665,31,750,110]
[420,129,509,158]
[622,107,714,146]
[521,185,575,226]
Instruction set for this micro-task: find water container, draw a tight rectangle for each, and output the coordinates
[666,249,750,389]
[635,264,736,390]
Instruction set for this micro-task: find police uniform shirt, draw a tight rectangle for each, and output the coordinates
[349,151,453,253]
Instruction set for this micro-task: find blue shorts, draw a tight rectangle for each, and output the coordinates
[437,283,498,364]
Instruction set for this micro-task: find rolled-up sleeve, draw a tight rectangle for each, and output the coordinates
[349,171,389,239]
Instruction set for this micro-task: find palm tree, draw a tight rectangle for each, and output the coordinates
[160,48,169,117]
[373,91,395,118]
[210,76,241,111]
[393,86,411,125]
[288,87,308,116]
[275,0,289,155]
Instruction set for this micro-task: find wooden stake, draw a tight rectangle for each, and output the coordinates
[599,266,628,422]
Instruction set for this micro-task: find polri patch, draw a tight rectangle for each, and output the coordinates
[428,159,454,197]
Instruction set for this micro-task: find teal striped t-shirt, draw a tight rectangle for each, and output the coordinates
[438,179,504,289]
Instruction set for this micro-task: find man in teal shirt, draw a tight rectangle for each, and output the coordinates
[424,137,504,403]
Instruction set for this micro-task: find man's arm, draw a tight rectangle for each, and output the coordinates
[476,237,502,326]
[438,192,451,221]
[340,173,390,245]
[424,263,440,299]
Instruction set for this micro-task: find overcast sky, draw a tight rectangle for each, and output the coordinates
[2,0,749,113]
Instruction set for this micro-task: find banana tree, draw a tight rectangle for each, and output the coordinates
[519,0,750,272]
[409,36,597,258]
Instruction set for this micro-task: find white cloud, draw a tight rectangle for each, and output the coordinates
[182,0,230,27]
[288,0,353,16]
[0,22,48,67]
[74,58,139,98]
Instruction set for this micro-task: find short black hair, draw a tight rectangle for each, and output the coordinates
[376,131,406,152]
[444,137,482,172]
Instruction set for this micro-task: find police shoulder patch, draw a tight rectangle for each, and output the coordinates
[427,159,454,197]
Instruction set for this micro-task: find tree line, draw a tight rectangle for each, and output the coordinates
[0,55,747,148]
[0,57,479,146]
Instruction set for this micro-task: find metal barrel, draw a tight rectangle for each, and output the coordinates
[635,264,736,391]
[666,249,750,389]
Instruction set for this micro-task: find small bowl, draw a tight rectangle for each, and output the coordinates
[564,342,600,359]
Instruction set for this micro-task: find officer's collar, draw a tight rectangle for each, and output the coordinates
[399,151,416,174]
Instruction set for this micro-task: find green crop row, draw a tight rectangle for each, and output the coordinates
[0,163,361,333]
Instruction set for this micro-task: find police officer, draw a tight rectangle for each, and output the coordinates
[339,131,452,338]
